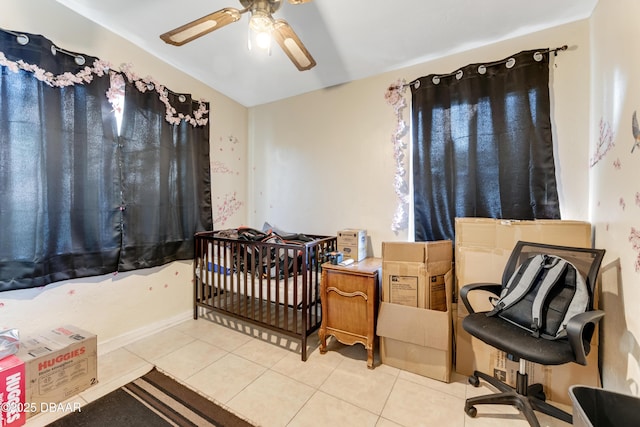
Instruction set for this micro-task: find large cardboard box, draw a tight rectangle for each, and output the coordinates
[16,325,97,418]
[0,355,26,427]
[378,240,454,382]
[454,218,592,252]
[337,229,367,262]
[454,218,593,316]
[377,270,454,382]
[454,218,597,405]
[455,321,600,406]
[381,241,452,310]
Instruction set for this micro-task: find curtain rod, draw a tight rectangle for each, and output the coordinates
[398,45,569,89]
[0,27,87,65]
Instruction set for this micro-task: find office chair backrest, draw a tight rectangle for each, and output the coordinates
[501,241,606,310]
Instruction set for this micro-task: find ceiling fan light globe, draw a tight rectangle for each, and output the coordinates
[255,31,272,49]
[249,10,273,33]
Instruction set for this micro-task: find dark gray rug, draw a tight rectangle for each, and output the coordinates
[47,367,255,427]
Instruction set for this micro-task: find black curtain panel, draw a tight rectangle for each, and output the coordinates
[0,29,212,291]
[411,49,560,242]
[116,82,212,271]
[0,31,121,291]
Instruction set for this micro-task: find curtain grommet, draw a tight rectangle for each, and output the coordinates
[16,34,29,45]
[478,65,487,75]
[456,70,464,80]
[533,52,543,62]
[506,58,516,68]
[432,76,440,85]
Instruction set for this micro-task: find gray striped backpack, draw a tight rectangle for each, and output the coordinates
[486,254,588,340]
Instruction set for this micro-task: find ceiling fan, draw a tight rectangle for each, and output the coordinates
[160,0,316,71]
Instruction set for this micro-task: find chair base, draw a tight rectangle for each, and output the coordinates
[464,370,572,427]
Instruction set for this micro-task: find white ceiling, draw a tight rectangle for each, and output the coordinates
[56,0,598,107]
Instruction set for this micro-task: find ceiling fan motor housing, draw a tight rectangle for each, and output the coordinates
[239,0,282,14]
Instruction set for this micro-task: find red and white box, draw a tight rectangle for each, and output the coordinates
[17,325,97,419]
[0,355,26,427]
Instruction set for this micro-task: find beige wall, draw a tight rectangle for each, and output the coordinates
[0,0,248,352]
[248,20,592,255]
[591,0,640,396]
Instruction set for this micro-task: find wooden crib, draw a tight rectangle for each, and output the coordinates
[193,229,337,360]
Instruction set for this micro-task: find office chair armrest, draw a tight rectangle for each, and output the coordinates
[459,282,502,315]
[565,310,604,365]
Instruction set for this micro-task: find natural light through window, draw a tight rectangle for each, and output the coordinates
[107,72,125,135]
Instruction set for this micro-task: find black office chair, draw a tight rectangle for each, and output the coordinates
[460,240,606,427]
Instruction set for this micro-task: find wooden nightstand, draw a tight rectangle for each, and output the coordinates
[318,257,382,368]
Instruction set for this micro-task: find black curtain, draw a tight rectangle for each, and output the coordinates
[412,49,560,242]
[116,81,212,271]
[1,29,213,291]
[0,31,121,291]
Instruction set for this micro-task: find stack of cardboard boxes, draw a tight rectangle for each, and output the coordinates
[373,218,601,402]
[454,218,600,405]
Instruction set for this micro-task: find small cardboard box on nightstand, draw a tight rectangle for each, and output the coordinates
[16,325,97,418]
[337,229,367,262]
[377,241,454,382]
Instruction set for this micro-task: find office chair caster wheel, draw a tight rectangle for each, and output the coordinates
[468,375,480,387]
[464,404,477,418]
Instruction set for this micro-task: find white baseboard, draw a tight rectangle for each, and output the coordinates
[97,310,192,356]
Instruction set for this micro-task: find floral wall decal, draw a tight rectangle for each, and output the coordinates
[590,117,615,167]
[212,160,234,174]
[632,111,640,153]
[214,192,243,227]
[385,79,410,233]
[629,227,640,273]
[0,52,209,128]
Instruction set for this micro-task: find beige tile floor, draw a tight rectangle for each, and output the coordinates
[26,313,572,427]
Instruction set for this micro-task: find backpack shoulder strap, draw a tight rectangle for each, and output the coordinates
[487,254,545,317]
[530,256,568,336]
